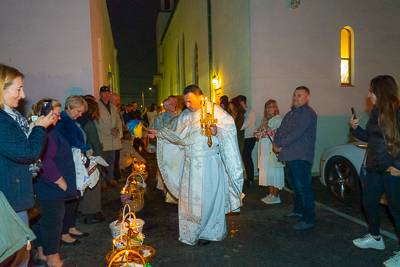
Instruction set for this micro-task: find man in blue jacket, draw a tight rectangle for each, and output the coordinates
[273,86,317,230]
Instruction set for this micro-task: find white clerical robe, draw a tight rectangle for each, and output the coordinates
[157,103,243,245]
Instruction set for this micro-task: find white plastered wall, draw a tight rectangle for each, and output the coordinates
[159,0,210,100]
[0,0,94,113]
[250,0,400,173]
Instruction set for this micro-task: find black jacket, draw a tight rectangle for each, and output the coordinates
[350,106,400,173]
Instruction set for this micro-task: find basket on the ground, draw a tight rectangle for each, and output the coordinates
[121,174,145,212]
[109,205,145,239]
[105,246,155,266]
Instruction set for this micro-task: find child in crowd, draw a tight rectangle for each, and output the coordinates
[119,130,146,175]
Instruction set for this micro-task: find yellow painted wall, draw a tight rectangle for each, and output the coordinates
[89,0,119,98]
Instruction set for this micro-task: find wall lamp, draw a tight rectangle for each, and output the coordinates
[212,75,221,89]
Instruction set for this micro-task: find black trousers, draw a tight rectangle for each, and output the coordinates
[113,149,121,180]
[363,171,400,247]
[242,137,256,183]
[33,200,65,255]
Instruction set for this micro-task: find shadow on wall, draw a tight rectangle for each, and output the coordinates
[66,87,87,97]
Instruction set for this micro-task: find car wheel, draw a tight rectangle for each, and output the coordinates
[324,156,361,204]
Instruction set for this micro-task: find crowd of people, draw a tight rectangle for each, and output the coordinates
[1,60,400,267]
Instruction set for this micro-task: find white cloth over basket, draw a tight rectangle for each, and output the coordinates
[109,204,145,239]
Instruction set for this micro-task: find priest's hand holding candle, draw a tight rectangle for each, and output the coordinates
[210,124,217,136]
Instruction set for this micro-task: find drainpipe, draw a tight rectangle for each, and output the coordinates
[207,0,213,100]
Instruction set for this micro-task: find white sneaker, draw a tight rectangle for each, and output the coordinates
[265,195,281,204]
[384,251,400,267]
[261,194,271,203]
[352,234,385,250]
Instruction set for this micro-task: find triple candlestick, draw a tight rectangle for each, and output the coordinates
[200,97,218,148]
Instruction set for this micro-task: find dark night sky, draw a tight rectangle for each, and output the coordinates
[106,0,160,106]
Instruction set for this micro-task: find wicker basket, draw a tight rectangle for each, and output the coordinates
[110,205,145,239]
[105,248,144,267]
[123,174,145,212]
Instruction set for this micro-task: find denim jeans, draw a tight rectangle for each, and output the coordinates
[363,171,400,245]
[285,160,315,224]
[242,137,256,182]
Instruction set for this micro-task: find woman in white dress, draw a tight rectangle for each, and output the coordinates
[254,100,285,204]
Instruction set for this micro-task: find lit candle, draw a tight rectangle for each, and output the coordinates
[200,97,203,120]
[204,97,208,117]
[211,101,214,119]
[112,239,115,254]
[126,251,129,265]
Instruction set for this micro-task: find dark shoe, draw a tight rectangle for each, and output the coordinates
[101,185,110,192]
[69,232,89,238]
[106,180,119,187]
[293,221,315,230]
[34,258,47,267]
[245,181,253,188]
[93,212,106,220]
[84,216,105,224]
[45,263,76,267]
[283,212,303,218]
[61,239,81,246]
[197,239,211,246]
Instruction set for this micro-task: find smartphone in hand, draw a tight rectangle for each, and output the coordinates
[351,107,357,119]
[41,100,52,116]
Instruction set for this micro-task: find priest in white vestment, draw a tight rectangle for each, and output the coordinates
[149,85,244,246]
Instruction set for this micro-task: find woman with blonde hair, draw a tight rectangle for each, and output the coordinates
[30,98,77,267]
[0,63,53,267]
[255,99,284,204]
[350,75,400,267]
[55,95,91,245]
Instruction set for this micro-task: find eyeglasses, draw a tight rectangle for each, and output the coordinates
[53,113,61,118]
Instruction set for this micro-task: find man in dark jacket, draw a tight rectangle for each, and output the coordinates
[273,86,317,230]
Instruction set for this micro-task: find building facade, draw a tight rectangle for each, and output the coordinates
[154,0,400,173]
[0,0,119,111]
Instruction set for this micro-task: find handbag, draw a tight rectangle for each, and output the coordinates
[0,191,36,263]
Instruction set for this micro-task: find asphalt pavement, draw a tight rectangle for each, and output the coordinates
[41,151,399,267]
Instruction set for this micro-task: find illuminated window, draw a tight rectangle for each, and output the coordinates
[341,27,353,85]
[194,43,199,85]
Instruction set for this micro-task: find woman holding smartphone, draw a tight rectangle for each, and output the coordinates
[29,98,77,267]
[350,75,400,267]
[0,63,53,267]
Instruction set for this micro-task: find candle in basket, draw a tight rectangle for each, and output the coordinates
[126,251,129,265]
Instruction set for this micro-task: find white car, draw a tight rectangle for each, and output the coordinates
[319,142,367,204]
